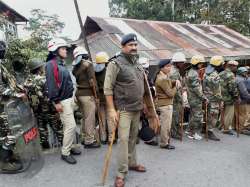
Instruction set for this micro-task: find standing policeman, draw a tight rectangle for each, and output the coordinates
[94,51,111,144]
[203,56,223,141]
[170,52,186,139]
[72,46,100,148]
[104,33,146,187]
[219,61,239,135]
[185,55,208,140]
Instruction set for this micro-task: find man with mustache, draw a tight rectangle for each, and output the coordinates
[104,33,146,187]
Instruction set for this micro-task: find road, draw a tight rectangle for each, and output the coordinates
[1,131,250,187]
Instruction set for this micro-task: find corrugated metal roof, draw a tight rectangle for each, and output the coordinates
[0,1,28,22]
[82,16,250,65]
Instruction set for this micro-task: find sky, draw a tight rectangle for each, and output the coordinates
[3,0,110,40]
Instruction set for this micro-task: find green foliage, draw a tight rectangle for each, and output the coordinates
[109,0,250,36]
[109,0,172,21]
[25,9,65,44]
[4,9,68,71]
[4,38,47,71]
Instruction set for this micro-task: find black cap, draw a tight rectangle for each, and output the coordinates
[121,33,137,46]
[159,59,171,68]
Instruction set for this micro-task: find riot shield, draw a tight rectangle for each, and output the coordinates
[0,99,44,176]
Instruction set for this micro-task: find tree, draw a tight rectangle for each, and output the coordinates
[109,0,250,36]
[25,9,66,46]
[109,0,172,21]
[4,9,68,71]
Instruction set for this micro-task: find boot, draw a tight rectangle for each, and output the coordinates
[208,131,220,141]
[0,148,23,173]
[41,142,50,150]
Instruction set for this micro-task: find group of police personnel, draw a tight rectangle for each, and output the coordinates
[0,33,250,187]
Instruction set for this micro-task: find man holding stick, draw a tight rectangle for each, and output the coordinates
[104,33,146,187]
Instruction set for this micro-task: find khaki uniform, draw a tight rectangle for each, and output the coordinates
[155,71,176,146]
[104,53,144,179]
[72,60,96,145]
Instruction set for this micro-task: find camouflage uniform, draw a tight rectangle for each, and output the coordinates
[203,65,222,130]
[185,68,206,133]
[170,66,182,138]
[0,63,24,139]
[0,62,24,172]
[219,68,239,131]
[24,74,63,148]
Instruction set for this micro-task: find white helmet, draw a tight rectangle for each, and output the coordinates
[0,30,6,42]
[73,46,88,59]
[171,52,186,63]
[47,38,68,52]
[139,57,149,68]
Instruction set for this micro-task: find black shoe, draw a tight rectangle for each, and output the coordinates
[41,142,50,150]
[70,148,81,155]
[223,130,235,135]
[208,131,220,141]
[0,161,23,174]
[61,154,77,164]
[240,129,250,136]
[101,140,107,145]
[84,142,101,149]
[144,140,158,146]
[160,144,175,150]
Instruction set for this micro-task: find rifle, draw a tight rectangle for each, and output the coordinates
[143,72,160,134]
[204,102,208,141]
[235,99,240,138]
[180,105,184,142]
[220,102,225,131]
[179,80,184,142]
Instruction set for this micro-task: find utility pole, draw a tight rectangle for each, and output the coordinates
[172,0,175,21]
[73,0,92,60]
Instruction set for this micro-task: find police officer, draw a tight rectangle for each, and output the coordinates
[24,59,63,149]
[170,52,186,139]
[219,60,239,135]
[203,56,223,141]
[236,67,250,135]
[155,59,176,149]
[72,46,100,148]
[185,55,208,140]
[0,39,26,173]
[104,33,146,187]
[94,51,111,144]
[45,38,81,164]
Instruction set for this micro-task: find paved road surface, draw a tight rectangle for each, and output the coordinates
[1,132,250,187]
